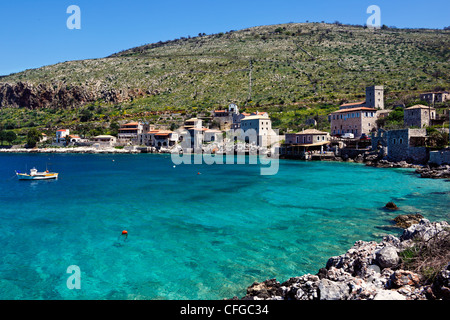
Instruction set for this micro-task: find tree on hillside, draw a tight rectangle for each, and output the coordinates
[0,130,17,145]
[26,128,42,148]
[5,131,17,145]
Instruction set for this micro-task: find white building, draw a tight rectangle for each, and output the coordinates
[138,130,178,148]
[55,129,70,144]
[92,135,117,147]
[118,122,149,142]
[239,114,278,147]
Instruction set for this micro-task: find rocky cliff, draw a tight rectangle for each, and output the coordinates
[0,81,150,109]
[233,219,450,300]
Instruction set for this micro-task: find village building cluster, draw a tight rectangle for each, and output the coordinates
[46,84,449,165]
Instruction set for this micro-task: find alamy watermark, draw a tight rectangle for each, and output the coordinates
[67,5,81,30]
[171,128,280,176]
[366,5,381,29]
[66,265,81,289]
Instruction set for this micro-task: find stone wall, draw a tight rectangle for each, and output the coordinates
[429,149,450,165]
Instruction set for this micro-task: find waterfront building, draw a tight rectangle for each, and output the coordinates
[92,135,117,147]
[404,105,436,128]
[281,129,331,159]
[329,107,378,138]
[153,130,178,148]
[285,129,330,145]
[117,122,149,142]
[239,114,277,147]
[138,130,178,148]
[55,129,70,144]
[67,135,82,143]
[371,128,428,163]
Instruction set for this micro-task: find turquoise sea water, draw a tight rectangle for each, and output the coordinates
[0,153,448,300]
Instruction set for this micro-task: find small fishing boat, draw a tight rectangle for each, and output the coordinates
[16,168,59,180]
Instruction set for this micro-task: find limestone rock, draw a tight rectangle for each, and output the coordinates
[373,290,406,300]
[318,279,350,300]
[375,246,400,269]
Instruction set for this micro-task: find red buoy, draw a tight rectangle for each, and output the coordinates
[122,230,128,235]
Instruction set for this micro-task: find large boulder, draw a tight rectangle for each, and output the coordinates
[375,246,400,269]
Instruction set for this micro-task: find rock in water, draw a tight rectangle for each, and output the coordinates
[393,214,424,229]
[384,202,399,210]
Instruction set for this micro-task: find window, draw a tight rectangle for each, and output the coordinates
[399,138,403,144]
[393,139,396,144]
[368,123,371,126]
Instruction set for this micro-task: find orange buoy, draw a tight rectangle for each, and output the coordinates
[122,230,128,235]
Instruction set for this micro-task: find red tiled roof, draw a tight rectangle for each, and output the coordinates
[340,101,365,107]
[331,107,377,114]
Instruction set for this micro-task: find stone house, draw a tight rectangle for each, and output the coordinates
[371,128,428,164]
[420,91,450,104]
[365,85,385,110]
[92,135,117,147]
[212,104,242,130]
[404,105,436,128]
[138,130,178,148]
[338,85,384,110]
[329,107,377,138]
[239,114,277,147]
[285,129,330,145]
[117,122,149,142]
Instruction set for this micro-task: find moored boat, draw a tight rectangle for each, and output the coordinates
[16,168,59,180]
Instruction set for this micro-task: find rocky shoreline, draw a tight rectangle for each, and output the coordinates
[339,151,450,180]
[232,219,450,300]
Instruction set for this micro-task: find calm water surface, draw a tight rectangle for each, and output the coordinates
[0,153,448,299]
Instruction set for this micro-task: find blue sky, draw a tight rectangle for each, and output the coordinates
[0,0,448,76]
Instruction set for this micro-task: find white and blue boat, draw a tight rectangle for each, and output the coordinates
[15,168,59,180]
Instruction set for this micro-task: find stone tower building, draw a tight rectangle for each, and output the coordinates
[365,85,384,110]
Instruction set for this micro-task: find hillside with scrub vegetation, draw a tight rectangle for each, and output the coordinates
[0,22,448,143]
